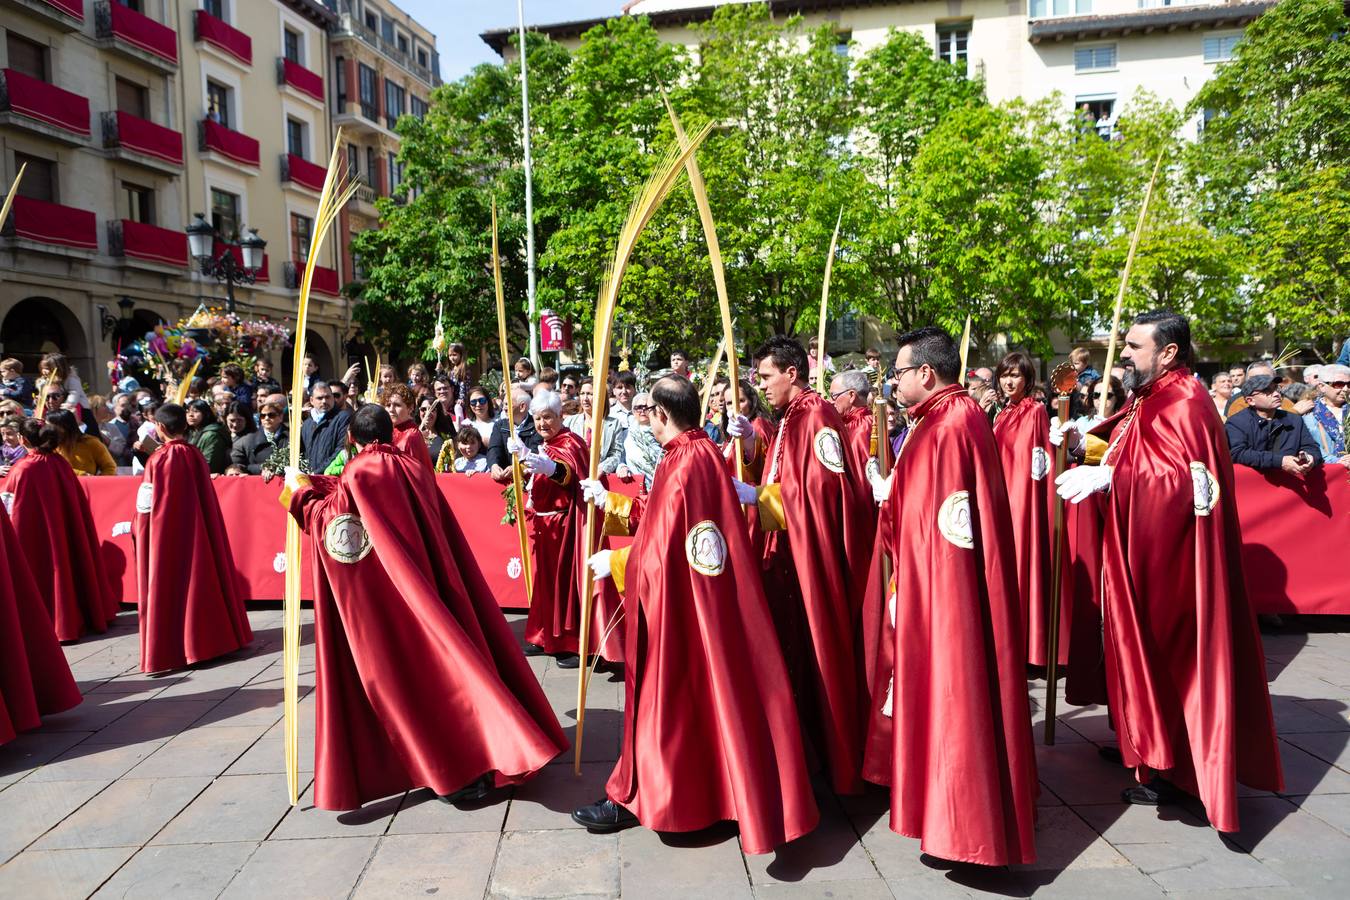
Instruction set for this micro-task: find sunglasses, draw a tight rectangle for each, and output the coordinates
[632,404,653,412]
[1326,380,1350,389]
[260,412,282,420]
[469,397,490,406]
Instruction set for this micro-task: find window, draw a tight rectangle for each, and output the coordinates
[832,30,851,59]
[1075,96,1116,139]
[1074,44,1117,72]
[364,11,378,33]
[366,147,378,187]
[118,0,144,12]
[936,25,969,75]
[13,153,55,203]
[1203,35,1240,63]
[286,118,307,158]
[384,80,405,129]
[1030,0,1092,16]
[283,28,302,65]
[116,77,148,119]
[358,64,378,120]
[291,212,313,263]
[417,48,428,68]
[203,0,225,21]
[387,154,401,193]
[397,34,408,55]
[6,33,47,81]
[410,95,428,119]
[211,188,240,242]
[346,144,359,182]
[335,55,346,104]
[123,182,154,225]
[381,18,394,44]
[206,80,232,128]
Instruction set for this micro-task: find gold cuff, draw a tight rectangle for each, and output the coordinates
[603,492,634,537]
[1083,433,1108,466]
[611,544,632,594]
[277,473,310,509]
[551,458,573,487]
[757,483,786,532]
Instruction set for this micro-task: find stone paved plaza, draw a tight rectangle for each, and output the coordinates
[2,608,1348,899]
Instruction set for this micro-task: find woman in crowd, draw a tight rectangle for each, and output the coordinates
[7,418,119,640]
[563,379,594,440]
[184,399,231,475]
[720,379,774,481]
[991,350,1055,668]
[231,398,291,476]
[36,352,89,409]
[1210,371,1234,421]
[419,394,456,466]
[431,375,463,429]
[465,385,499,444]
[383,383,430,465]
[705,376,728,444]
[618,391,663,488]
[48,409,116,476]
[224,401,256,448]
[0,417,26,474]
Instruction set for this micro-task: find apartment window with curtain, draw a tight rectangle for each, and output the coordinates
[291,213,313,263]
[1029,0,1092,16]
[335,56,346,105]
[124,182,155,225]
[410,95,428,119]
[116,77,148,118]
[6,33,48,81]
[358,64,378,120]
[384,80,405,129]
[1203,34,1240,63]
[283,28,302,65]
[203,0,225,21]
[286,118,307,159]
[13,153,56,203]
[347,144,359,182]
[211,189,240,242]
[1074,44,1117,72]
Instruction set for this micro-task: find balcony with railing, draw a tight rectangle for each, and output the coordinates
[95,1,178,72]
[1,195,97,253]
[277,57,325,103]
[101,110,183,172]
[214,242,270,283]
[199,118,260,169]
[194,8,252,66]
[283,260,341,296]
[0,68,91,144]
[331,9,435,86]
[109,219,188,268]
[0,0,84,31]
[281,153,328,193]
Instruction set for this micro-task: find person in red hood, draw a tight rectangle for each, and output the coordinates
[284,404,567,810]
[1056,310,1283,831]
[571,375,818,852]
[863,326,1038,866]
[830,368,877,477]
[725,336,873,795]
[134,404,252,673]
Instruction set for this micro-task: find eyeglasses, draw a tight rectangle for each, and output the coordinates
[260,412,282,420]
[632,404,653,412]
[1326,381,1350,389]
[469,397,490,406]
[830,389,854,399]
[892,365,920,378]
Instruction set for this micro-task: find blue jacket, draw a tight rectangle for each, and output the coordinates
[1224,407,1321,471]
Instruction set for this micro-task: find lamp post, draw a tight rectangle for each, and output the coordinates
[186,213,266,314]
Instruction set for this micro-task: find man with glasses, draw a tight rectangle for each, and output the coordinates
[233,399,293,478]
[300,382,351,472]
[1304,363,1350,466]
[829,369,875,476]
[1225,373,1321,475]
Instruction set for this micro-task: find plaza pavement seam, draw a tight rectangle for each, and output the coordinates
[478,791,514,900]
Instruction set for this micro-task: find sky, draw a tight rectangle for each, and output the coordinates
[399,1,625,81]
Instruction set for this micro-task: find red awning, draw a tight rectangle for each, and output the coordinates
[108,2,178,65]
[195,9,252,65]
[113,110,183,165]
[118,219,188,267]
[202,118,260,168]
[41,0,83,20]
[284,153,328,192]
[7,195,97,250]
[1,68,90,137]
[281,59,324,103]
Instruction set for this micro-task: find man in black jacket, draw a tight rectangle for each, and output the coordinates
[1225,374,1321,475]
[488,387,541,481]
[299,383,351,472]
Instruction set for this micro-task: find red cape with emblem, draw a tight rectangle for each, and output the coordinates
[2,451,119,641]
[841,405,875,478]
[762,389,873,794]
[607,428,818,854]
[288,442,567,810]
[0,506,81,745]
[523,428,623,660]
[862,384,1038,865]
[992,397,1058,666]
[133,439,252,673]
[1090,367,1282,832]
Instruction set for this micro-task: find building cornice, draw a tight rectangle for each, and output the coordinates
[1027,2,1277,44]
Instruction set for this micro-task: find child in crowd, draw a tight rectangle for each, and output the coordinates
[440,425,488,475]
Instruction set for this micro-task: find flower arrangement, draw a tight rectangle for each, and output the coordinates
[111,306,293,391]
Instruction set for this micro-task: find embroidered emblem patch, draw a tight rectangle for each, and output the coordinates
[111,521,131,538]
[324,513,372,564]
[1189,462,1220,517]
[685,520,727,576]
[937,490,975,549]
[1031,446,1050,481]
[272,552,287,574]
[135,481,153,514]
[813,427,846,474]
[507,556,523,580]
[0,492,12,515]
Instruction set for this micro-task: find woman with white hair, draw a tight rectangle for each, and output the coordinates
[616,391,663,488]
[1305,363,1350,466]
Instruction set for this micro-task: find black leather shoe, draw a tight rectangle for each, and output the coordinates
[438,774,492,805]
[1098,745,1124,765]
[1122,779,1181,806]
[571,798,638,833]
[522,643,545,657]
[555,654,580,669]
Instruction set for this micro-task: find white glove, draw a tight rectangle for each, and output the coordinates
[283,466,304,493]
[869,469,894,505]
[1055,465,1112,503]
[731,478,758,505]
[587,549,613,580]
[726,414,758,454]
[506,435,526,457]
[579,478,608,508]
[521,450,557,478]
[1049,417,1081,450]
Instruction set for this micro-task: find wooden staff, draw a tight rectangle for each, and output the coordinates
[492,201,533,605]
[0,163,26,235]
[1044,362,1077,745]
[1099,153,1163,418]
[957,314,972,387]
[574,123,713,774]
[815,210,843,393]
[699,334,728,423]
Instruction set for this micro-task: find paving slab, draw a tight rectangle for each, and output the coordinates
[387,787,510,835]
[31,776,210,850]
[1221,795,1350,861]
[1072,801,1216,847]
[745,796,880,886]
[151,773,294,845]
[125,725,266,778]
[81,700,221,746]
[219,835,377,900]
[0,731,92,785]
[506,761,612,831]
[270,782,402,839]
[0,846,136,900]
[620,821,750,897]
[352,832,497,899]
[490,827,620,899]
[1274,740,1350,795]
[92,841,258,899]
[1019,807,1132,871]
[754,880,892,899]
[1117,841,1289,892]
[0,779,110,862]
[26,740,169,784]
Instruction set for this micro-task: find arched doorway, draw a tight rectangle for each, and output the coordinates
[280,329,335,389]
[0,297,90,380]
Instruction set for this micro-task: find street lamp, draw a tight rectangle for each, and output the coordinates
[186,213,266,314]
[98,296,137,343]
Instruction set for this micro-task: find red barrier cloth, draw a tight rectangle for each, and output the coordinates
[0,507,81,746]
[309,264,340,297]
[113,110,183,165]
[109,2,178,64]
[195,9,252,65]
[1235,465,1350,615]
[1,68,90,136]
[41,0,84,20]
[119,219,188,267]
[2,452,119,641]
[285,153,328,192]
[281,59,324,102]
[201,119,260,168]
[8,196,97,251]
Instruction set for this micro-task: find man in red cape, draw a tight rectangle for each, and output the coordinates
[1,504,82,745]
[862,327,1038,866]
[571,376,818,852]
[727,336,873,795]
[1056,310,1282,831]
[284,405,567,810]
[517,390,622,668]
[3,418,119,641]
[830,369,877,476]
[134,404,252,673]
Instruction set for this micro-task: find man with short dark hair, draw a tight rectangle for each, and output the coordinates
[571,375,817,850]
[1224,373,1321,475]
[1056,310,1282,831]
[668,350,691,380]
[300,381,351,472]
[134,403,252,673]
[327,379,351,413]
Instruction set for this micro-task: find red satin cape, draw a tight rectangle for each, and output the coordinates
[841,405,875,477]
[289,443,567,810]
[133,440,252,673]
[607,428,818,854]
[392,419,429,467]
